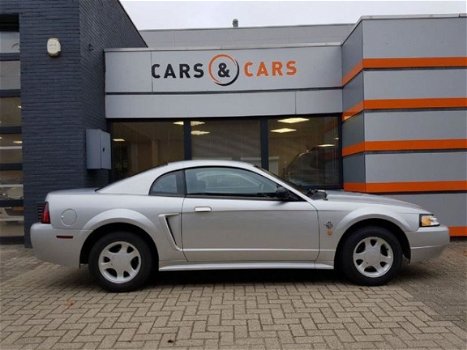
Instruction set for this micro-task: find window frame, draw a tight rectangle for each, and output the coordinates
[149,170,185,197]
[183,166,302,202]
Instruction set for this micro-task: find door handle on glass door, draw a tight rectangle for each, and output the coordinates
[194,206,212,212]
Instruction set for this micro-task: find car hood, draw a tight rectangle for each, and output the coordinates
[324,190,422,210]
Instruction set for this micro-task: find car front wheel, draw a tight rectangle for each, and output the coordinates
[89,232,154,292]
[340,226,402,286]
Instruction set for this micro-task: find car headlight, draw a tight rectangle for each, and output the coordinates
[419,214,440,227]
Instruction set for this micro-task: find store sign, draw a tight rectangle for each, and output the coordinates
[151,54,297,87]
[106,46,341,93]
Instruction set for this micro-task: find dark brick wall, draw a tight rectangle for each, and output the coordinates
[1,0,146,246]
[78,0,146,187]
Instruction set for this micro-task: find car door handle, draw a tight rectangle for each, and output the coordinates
[194,206,212,212]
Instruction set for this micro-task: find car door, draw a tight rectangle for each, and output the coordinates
[181,166,319,262]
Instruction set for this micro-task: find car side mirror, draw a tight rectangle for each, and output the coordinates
[275,186,292,201]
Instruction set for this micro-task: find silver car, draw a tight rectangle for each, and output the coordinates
[31,160,449,292]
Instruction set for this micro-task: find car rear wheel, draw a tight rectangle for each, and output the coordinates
[340,226,402,286]
[89,232,154,292]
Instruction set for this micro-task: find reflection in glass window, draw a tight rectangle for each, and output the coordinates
[186,167,278,196]
[269,116,340,189]
[191,119,261,166]
[0,61,20,90]
[150,171,183,196]
[0,170,22,184]
[111,121,184,180]
[0,148,22,163]
[0,27,23,238]
[0,206,24,237]
[0,97,22,127]
[0,32,20,53]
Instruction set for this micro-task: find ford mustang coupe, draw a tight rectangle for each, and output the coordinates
[31,160,449,292]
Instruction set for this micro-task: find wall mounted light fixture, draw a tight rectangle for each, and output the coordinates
[47,38,61,57]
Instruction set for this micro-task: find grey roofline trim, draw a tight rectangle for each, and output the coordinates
[139,22,354,33]
[137,13,464,48]
[104,42,342,53]
[342,13,465,46]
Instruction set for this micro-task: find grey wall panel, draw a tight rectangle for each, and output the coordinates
[295,89,342,114]
[363,17,467,58]
[106,92,296,119]
[364,69,467,99]
[365,110,467,141]
[389,193,467,227]
[365,152,467,182]
[342,112,364,148]
[342,72,364,111]
[342,22,363,77]
[343,154,366,183]
[105,52,152,93]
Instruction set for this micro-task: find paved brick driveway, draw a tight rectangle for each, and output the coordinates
[0,241,466,349]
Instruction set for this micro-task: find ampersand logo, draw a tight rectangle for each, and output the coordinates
[208,54,240,86]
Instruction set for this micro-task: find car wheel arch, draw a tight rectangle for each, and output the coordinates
[334,218,411,270]
[80,222,159,266]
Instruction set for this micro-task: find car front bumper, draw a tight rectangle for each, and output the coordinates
[31,223,91,267]
[408,225,450,263]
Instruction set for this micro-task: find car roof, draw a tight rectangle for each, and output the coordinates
[98,160,259,195]
[161,159,257,172]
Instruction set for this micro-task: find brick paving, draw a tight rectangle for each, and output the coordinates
[0,241,465,349]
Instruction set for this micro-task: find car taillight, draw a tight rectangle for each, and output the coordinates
[41,202,50,224]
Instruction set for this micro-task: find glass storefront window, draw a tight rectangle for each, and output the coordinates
[1,27,23,238]
[0,61,20,90]
[0,97,22,127]
[0,171,23,201]
[111,121,184,180]
[110,116,341,189]
[0,170,22,184]
[268,116,340,189]
[192,119,261,166]
[0,133,22,164]
[0,32,19,53]
[0,206,24,237]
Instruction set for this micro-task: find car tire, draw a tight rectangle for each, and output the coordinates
[88,232,154,292]
[340,226,402,286]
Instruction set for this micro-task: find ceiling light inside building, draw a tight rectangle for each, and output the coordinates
[271,128,296,133]
[174,121,205,126]
[112,138,126,142]
[191,130,210,136]
[278,117,309,124]
[317,144,335,147]
[13,140,22,144]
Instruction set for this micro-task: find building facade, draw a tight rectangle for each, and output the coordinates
[0,2,466,245]
[0,0,146,245]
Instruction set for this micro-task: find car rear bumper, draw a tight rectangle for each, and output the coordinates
[31,223,90,267]
[408,225,450,263]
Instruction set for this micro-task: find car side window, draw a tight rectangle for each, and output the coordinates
[185,167,280,198]
[150,171,184,196]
